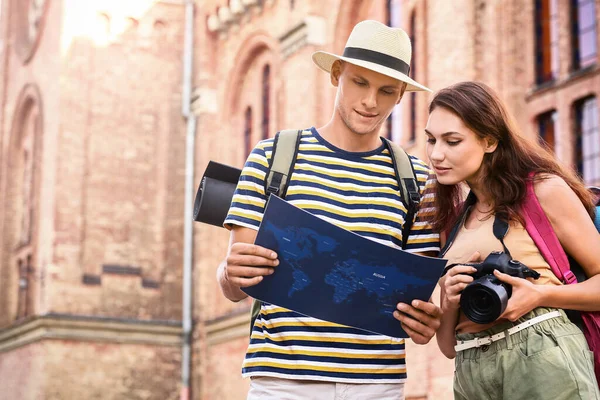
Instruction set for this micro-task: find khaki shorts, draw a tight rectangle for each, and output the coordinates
[454,307,599,400]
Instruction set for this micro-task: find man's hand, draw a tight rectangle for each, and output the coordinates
[224,242,279,288]
[393,300,442,345]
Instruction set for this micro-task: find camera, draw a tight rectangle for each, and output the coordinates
[446,251,540,324]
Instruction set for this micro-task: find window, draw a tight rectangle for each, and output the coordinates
[409,11,416,143]
[20,148,33,243]
[385,116,392,140]
[244,106,253,159]
[535,0,559,84]
[537,110,557,151]
[386,0,393,26]
[9,88,42,322]
[383,0,393,140]
[262,65,270,140]
[574,96,600,184]
[384,0,400,141]
[571,0,597,70]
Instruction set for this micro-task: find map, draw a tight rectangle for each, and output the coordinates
[243,195,447,338]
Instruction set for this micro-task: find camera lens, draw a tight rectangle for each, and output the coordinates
[460,276,509,324]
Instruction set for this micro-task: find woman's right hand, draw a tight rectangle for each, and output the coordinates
[441,251,481,311]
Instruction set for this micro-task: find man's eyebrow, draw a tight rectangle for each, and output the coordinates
[424,129,462,137]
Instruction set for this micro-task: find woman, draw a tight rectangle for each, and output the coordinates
[427,82,600,399]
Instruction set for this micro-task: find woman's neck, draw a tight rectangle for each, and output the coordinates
[466,180,493,210]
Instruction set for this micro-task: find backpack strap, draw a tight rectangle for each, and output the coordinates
[382,138,420,250]
[521,177,577,284]
[252,129,302,336]
[590,186,600,230]
[264,130,303,198]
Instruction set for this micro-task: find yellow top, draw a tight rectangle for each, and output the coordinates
[444,211,561,333]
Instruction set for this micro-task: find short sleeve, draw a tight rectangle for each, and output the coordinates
[223,139,273,231]
[404,163,440,254]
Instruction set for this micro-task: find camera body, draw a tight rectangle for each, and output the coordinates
[459,251,540,324]
[468,251,538,281]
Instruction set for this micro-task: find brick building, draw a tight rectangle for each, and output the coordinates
[0,0,188,398]
[0,0,598,399]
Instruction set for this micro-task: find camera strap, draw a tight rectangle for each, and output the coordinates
[492,217,512,258]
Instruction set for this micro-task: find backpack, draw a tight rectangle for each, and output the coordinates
[441,179,600,386]
[521,179,600,386]
[249,129,423,334]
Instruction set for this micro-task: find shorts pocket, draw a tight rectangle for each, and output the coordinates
[584,349,597,383]
[516,328,559,358]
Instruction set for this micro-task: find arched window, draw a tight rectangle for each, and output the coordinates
[95,13,111,45]
[571,0,597,70]
[574,96,599,184]
[10,101,40,321]
[262,64,270,140]
[245,106,253,159]
[126,17,139,31]
[534,0,559,84]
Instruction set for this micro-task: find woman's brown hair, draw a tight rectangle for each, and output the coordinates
[428,81,596,233]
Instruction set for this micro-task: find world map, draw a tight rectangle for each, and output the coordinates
[243,196,447,338]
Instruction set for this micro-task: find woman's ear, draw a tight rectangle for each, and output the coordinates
[484,138,498,153]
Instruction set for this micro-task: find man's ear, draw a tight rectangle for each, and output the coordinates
[330,60,343,87]
[395,82,408,104]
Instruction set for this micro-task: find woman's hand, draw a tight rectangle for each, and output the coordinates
[494,270,545,321]
[441,252,481,312]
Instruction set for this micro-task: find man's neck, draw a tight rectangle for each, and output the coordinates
[316,119,383,153]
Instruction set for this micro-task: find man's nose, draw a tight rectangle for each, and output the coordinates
[362,89,377,109]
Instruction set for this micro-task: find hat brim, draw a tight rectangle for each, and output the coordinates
[312,50,432,93]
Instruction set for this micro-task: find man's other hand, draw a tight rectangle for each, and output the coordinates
[393,300,442,345]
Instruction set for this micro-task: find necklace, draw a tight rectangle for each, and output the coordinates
[474,205,494,222]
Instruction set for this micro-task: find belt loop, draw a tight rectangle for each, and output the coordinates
[504,329,513,350]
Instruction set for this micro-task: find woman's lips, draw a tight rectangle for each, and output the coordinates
[433,166,451,174]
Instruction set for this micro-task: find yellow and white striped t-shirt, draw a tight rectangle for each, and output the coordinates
[224,127,439,383]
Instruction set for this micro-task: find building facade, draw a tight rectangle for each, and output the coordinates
[0,0,598,399]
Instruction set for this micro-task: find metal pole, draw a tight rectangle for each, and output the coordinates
[181,117,196,400]
[181,0,195,399]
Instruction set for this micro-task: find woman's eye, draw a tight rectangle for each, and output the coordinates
[426,138,436,144]
[447,141,461,146]
[355,80,366,86]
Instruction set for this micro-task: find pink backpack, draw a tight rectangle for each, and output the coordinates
[521,178,600,386]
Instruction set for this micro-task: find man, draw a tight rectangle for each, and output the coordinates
[218,20,440,400]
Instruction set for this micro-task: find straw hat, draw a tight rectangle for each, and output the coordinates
[312,20,431,92]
